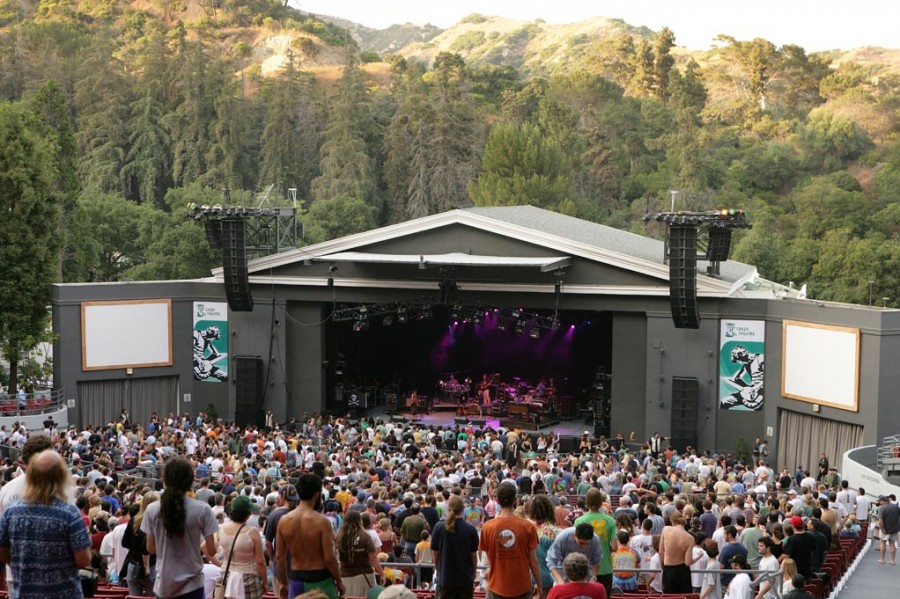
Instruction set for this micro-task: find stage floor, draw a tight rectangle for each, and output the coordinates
[361,406,593,437]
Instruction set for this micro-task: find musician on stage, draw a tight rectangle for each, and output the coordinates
[478,374,492,405]
[409,390,420,417]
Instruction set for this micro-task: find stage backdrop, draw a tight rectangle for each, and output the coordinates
[719,319,765,411]
[192,302,229,383]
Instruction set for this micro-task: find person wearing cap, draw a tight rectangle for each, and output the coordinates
[266,484,300,597]
[218,495,267,598]
[723,554,753,599]
[877,494,900,565]
[781,516,815,581]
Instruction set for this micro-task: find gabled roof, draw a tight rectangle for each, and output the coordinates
[215,205,759,297]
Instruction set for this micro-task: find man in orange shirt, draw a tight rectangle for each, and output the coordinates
[479,484,542,599]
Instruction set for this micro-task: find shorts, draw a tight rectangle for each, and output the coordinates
[288,571,339,599]
[437,586,476,599]
[662,564,692,594]
[881,530,899,542]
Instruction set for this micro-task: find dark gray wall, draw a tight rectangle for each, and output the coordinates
[611,313,648,440]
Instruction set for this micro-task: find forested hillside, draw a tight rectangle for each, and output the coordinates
[2,0,900,313]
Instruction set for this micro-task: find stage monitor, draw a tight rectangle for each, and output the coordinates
[781,320,859,411]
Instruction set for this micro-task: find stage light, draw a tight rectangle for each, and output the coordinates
[550,318,560,330]
[353,320,368,332]
[397,307,407,323]
[512,308,522,319]
[473,312,483,324]
[417,308,432,321]
[498,320,508,331]
[529,328,541,339]
[515,320,526,335]
[451,305,461,319]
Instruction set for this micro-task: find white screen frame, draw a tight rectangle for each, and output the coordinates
[81,299,173,371]
[781,319,860,411]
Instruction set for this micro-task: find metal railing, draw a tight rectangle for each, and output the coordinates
[0,387,66,417]
[876,434,900,473]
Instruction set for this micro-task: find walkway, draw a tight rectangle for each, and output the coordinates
[836,538,897,599]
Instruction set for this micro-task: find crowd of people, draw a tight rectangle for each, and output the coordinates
[0,410,897,599]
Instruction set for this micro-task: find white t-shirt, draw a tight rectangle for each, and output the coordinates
[629,533,655,569]
[703,561,723,599]
[691,547,709,588]
[758,554,780,597]
[725,572,753,599]
[856,495,872,520]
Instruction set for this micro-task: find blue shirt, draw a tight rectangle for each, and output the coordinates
[546,526,603,581]
[0,499,92,599]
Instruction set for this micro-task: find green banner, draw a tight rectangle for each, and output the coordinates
[193,302,228,382]
[719,319,765,411]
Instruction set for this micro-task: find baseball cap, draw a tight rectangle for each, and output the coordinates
[729,554,748,567]
[790,516,803,528]
[231,495,252,513]
[788,489,797,495]
[279,484,300,502]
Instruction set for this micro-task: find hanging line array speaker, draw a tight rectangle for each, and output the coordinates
[221,218,253,312]
[668,224,700,329]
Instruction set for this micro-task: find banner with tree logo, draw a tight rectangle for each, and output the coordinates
[192,302,228,382]
[719,320,765,410]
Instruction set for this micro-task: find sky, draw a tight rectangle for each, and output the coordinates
[292,0,898,52]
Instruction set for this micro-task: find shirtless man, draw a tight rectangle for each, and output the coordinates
[658,511,696,594]
[276,473,344,599]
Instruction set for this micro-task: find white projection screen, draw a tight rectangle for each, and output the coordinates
[781,320,860,411]
[82,299,173,371]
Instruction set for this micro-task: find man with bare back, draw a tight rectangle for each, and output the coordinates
[658,511,695,593]
[276,473,344,599]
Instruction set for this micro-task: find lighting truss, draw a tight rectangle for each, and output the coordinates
[643,208,752,275]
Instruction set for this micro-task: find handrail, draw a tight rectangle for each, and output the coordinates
[0,387,66,417]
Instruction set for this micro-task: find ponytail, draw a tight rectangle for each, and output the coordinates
[446,495,464,533]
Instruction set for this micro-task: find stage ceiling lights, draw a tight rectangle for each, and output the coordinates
[514,320,526,335]
[529,327,541,339]
[352,319,368,332]
[397,307,407,323]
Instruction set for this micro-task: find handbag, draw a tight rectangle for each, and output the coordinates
[214,523,247,599]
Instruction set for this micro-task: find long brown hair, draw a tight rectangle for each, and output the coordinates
[445,495,464,533]
[160,457,193,536]
[335,510,364,558]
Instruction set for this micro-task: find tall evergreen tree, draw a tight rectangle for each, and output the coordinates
[123,84,172,207]
[310,50,378,211]
[0,101,61,392]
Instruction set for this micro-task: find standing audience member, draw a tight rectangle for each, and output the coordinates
[479,483,542,599]
[877,495,900,565]
[575,488,617,595]
[547,524,602,584]
[218,495,267,599]
[142,456,220,599]
[0,450,92,598]
[335,510,385,597]
[123,492,159,596]
[431,494,479,599]
[276,474,343,599]
[659,511,695,593]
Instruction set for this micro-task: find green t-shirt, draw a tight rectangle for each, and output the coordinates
[574,510,617,575]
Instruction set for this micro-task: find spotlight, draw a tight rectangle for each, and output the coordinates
[451,305,461,319]
[473,312,483,324]
[511,308,522,319]
[417,308,432,321]
[497,320,508,331]
[515,320,526,335]
[359,306,368,315]
[550,318,560,330]
[382,315,394,327]
[397,307,407,323]
[529,328,541,339]
[353,320,368,332]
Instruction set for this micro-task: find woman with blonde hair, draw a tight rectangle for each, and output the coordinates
[781,558,799,593]
[376,517,396,557]
[217,495,267,599]
[122,491,159,596]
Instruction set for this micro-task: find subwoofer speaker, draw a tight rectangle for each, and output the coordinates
[668,225,700,329]
[234,355,263,426]
[221,219,253,312]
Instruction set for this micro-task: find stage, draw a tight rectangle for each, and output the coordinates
[358,405,593,437]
